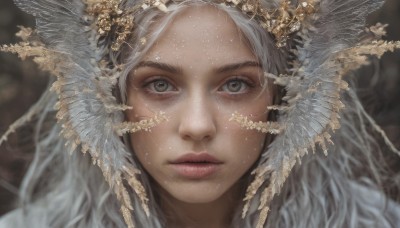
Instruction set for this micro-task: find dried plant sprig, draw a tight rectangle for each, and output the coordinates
[243,86,345,227]
[241,165,272,217]
[86,0,170,52]
[335,39,400,75]
[86,0,138,51]
[142,0,170,12]
[123,165,150,216]
[121,205,135,228]
[229,112,283,134]
[15,26,34,41]
[223,0,318,47]
[366,23,388,39]
[335,31,400,155]
[114,112,168,135]
[246,129,336,227]
[0,28,65,145]
[53,102,142,211]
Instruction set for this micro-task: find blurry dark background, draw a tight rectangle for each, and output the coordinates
[0,0,399,217]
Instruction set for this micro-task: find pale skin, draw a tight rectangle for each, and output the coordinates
[126,6,272,228]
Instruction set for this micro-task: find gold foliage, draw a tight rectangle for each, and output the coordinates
[366,23,388,39]
[114,112,168,135]
[123,166,150,216]
[336,39,400,75]
[0,42,64,77]
[121,205,135,228]
[15,26,33,41]
[142,0,170,12]
[222,0,318,47]
[86,0,137,51]
[242,165,272,217]
[230,112,283,134]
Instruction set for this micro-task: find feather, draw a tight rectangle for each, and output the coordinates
[10,0,149,225]
[243,0,392,226]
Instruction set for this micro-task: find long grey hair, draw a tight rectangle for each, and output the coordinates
[3,1,399,228]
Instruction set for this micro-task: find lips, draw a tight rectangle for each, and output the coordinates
[171,153,222,164]
[169,153,222,179]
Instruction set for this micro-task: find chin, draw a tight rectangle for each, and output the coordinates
[160,181,232,204]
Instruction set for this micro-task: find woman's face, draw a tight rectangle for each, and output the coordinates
[126,6,272,204]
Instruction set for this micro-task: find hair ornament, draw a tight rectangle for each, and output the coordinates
[87,0,316,51]
[223,0,317,47]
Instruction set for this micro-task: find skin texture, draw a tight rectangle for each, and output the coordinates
[126,6,272,228]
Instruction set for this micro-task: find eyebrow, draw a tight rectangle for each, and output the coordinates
[215,61,261,73]
[136,61,183,74]
[135,60,261,74]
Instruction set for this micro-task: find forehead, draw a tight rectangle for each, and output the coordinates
[143,5,256,64]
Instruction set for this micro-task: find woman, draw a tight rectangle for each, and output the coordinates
[0,0,400,227]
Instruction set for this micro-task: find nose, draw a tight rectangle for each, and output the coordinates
[178,95,216,142]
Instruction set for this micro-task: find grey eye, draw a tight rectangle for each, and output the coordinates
[226,80,243,92]
[222,79,248,93]
[152,79,170,92]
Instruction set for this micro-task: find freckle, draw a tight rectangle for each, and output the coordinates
[215,184,221,190]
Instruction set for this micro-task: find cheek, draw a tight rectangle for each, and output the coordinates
[220,115,267,165]
[128,128,165,164]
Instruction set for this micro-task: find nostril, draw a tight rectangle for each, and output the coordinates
[178,116,216,141]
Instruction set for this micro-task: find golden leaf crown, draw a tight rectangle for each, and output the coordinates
[86,0,317,51]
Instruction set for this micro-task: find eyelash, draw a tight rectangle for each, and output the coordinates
[142,76,256,97]
[218,77,255,95]
[142,77,177,95]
